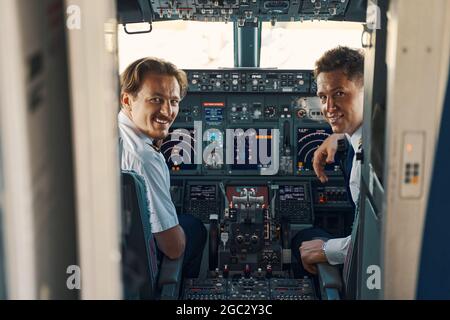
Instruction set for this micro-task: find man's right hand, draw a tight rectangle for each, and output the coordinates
[313,133,345,183]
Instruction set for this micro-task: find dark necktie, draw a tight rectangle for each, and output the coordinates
[345,142,355,208]
[346,143,355,174]
[148,140,161,153]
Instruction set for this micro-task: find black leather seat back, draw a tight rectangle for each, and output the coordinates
[121,170,159,299]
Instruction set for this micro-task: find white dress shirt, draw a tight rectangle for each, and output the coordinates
[118,111,179,233]
[323,126,362,265]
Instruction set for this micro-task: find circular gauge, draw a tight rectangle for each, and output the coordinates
[297,108,307,118]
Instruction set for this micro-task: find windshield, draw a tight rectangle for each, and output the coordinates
[118,20,363,71]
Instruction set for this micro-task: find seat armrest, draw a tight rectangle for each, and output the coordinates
[317,263,342,300]
[313,237,343,300]
[317,263,343,291]
[158,255,184,300]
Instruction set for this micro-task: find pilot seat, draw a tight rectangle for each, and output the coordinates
[121,170,184,300]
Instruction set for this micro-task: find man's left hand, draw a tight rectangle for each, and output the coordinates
[299,239,328,275]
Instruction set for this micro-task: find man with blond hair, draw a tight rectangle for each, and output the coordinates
[119,57,206,277]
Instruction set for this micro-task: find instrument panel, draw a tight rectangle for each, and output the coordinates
[165,69,352,224]
[162,69,342,177]
[163,69,353,298]
[118,0,366,25]
[187,69,313,94]
[183,276,316,300]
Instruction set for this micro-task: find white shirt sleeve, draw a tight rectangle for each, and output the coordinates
[122,150,179,233]
[324,236,351,265]
[141,155,179,233]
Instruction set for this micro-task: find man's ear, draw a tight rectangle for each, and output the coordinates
[121,92,132,111]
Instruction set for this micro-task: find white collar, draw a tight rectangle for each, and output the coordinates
[118,110,155,147]
[345,126,362,152]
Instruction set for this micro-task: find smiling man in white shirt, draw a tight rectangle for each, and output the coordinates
[119,57,206,278]
[291,46,364,277]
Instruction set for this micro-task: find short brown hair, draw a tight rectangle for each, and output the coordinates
[120,57,188,99]
[314,46,364,87]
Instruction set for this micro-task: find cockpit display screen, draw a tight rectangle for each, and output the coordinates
[296,127,333,173]
[230,128,273,171]
[190,185,216,201]
[161,128,197,172]
[279,185,306,202]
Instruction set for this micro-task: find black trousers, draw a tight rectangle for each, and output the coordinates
[156,214,206,279]
[177,214,207,278]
